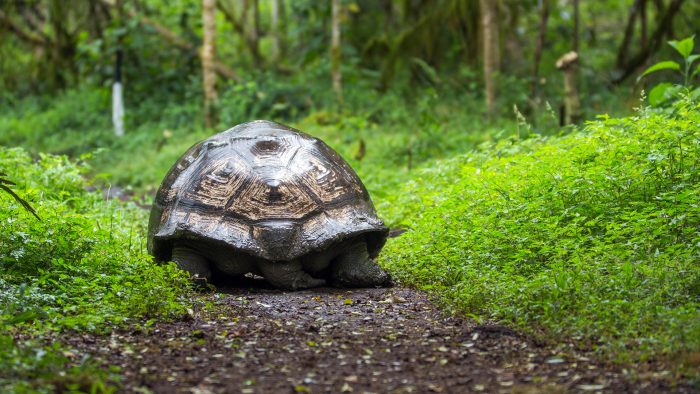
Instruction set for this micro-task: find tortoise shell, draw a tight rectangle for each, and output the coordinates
[147,120,388,262]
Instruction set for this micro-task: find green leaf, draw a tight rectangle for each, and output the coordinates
[411,57,441,85]
[668,35,694,59]
[691,87,700,100]
[692,64,700,80]
[687,54,700,67]
[2,310,45,326]
[647,83,672,106]
[638,61,681,81]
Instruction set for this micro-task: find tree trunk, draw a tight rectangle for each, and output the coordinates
[479,0,499,119]
[242,0,262,66]
[48,0,77,89]
[615,0,642,70]
[202,0,218,128]
[556,52,581,125]
[503,4,522,72]
[331,0,343,108]
[252,0,261,60]
[113,50,125,137]
[640,0,647,48]
[270,0,281,63]
[571,0,581,109]
[531,0,549,100]
[572,0,579,53]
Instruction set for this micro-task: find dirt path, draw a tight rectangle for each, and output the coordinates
[67,285,694,393]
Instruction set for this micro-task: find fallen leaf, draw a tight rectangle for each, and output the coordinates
[578,384,605,391]
[546,357,565,364]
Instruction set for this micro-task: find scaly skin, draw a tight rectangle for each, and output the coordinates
[330,241,392,288]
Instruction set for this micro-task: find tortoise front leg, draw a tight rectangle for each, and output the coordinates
[331,241,392,288]
[172,245,212,282]
[258,259,326,290]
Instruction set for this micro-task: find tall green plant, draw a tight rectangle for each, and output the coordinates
[638,35,700,106]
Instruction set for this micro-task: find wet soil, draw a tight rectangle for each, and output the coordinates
[67,284,696,393]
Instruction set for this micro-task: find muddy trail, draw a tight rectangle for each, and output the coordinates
[67,284,694,393]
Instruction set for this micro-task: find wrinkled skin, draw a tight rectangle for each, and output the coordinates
[171,237,391,290]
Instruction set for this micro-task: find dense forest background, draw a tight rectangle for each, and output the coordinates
[1,1,700,392]
[1,0,698,124]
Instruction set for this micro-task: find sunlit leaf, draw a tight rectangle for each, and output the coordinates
[648,83,673,106]
[687,54,700,67]
[638,61,680,81]
[668,35,694,59]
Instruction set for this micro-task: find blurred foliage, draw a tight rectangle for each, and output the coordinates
[0,0,698,120]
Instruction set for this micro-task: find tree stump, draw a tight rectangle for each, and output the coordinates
[556,51,581,125]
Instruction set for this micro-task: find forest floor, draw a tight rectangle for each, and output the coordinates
[62,282,696,394]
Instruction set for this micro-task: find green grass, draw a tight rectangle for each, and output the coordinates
[380,98,700,369]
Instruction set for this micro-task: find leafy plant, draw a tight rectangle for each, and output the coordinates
[0,171,39,220]
[638,35,700,106]
[0,147,192,392]
[381,97,700,369]
[0,335,117,393]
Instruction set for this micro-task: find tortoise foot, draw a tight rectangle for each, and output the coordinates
[331,241,392,288]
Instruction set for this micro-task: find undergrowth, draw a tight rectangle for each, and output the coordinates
[380,97,700,371]
[0,147,191,392]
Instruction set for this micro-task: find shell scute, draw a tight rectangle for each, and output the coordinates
[228,170,320,221]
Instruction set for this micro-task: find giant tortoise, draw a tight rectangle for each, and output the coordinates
[147,120,391,290]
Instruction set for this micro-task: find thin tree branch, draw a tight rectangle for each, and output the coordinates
[612,0,685,84]
[100,0,240,81]
[615,0,642,69]
[531,0,550,98]
[0,9,46,46]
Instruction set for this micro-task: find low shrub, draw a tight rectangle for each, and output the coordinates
[381,97,700,366]
[0,147,191,391]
